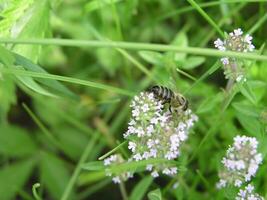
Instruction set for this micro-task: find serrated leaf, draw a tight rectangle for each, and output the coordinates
[40,151,74,199]
[138,51,163,65]
[82,161,105,171]
[0,159,35,200]
[182,56,205,69]
[0,0,35,37]
[12,0,50,62]
[148,188,162,200]
[0,125,37,157]
[129,176,153,200]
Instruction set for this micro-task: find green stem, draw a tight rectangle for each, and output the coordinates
[32,183,42,200]
[119,182,128,200]
[187,0,224,37]
[60,135,99,200]
[0,38,266,61]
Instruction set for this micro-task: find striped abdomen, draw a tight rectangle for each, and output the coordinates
[148,86,174,103]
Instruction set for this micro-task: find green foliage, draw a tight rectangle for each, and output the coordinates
[0,0,266,199]
[148,188,162,200]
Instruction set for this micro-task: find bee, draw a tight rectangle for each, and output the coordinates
[148,85,188,113]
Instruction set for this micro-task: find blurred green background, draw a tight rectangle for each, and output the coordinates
[0,0,266,199]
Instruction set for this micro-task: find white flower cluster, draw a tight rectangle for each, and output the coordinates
[104,154,133,184]
[124,92,198,178]
[217,135,263,189]
[214,28,255,82]
[236,184,264,200]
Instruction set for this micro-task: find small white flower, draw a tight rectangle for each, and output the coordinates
[221,57,229,65]
[216,179,227,189]
[146,125,154,136]
[151,170,159,178]
[244,34,253,44]
[146,164,153,171]
[246,184,254,193]
[170,167,178,175]
[236,184,264,200]
[214,38,224,49]
[248,44,255,52]
[142,104,149,112]
[132,109,140,117]
[162,168,171,175]
[142,151,150,159]
[234,179,243,187]
[218,135,262,189]
[112,176,121,184]
[214,28,255,83]
[149,148,157,158]
[133,153,142,161]
[150,117,158,124]
[128,141,137,152]
[238,189,247,198]
[129,120,136,126]
[234,28,243,36]
[236,75,244,82]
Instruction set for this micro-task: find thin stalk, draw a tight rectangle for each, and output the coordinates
[0,38,266,61]
[248,13,267,34]
[187,0,224,37]
[60,135,99,200]
[1,68,134,97]
[119,182,128,200]
[157,0,267,22]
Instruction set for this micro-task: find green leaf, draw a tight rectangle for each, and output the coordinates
[236,114,262,136]
[232,102,261,118]
[85,0,123,13]
[14,65,56,97]
[138,51,163,65]
[0,45,15,67]
[55,126,89,160]
[40,151,74,200]
[82,161,105,171]
[0,75,16,122]
[171,31,188,62]
[148,188,162,200]
[239,81,257,105]
[0,159,35,200]
[0,0,35,37]
[0,125,37,157]
[181,56,205,69]
[12,0,50,62]
[129,176,153,200]
[14,53,78,100]
[197,93,222,114]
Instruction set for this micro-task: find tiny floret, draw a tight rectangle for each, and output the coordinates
[235,184,264,200]
[104,154,133,184]
[123,91,198,178]
[214,28,255,82]
[217,135,262,189]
